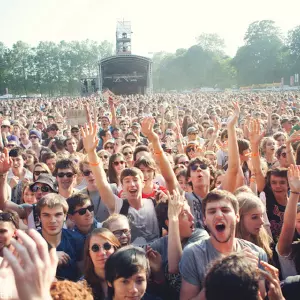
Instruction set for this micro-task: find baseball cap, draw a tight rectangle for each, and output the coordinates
[30,174,57,192]
[1,119,10,127]
[187,127,198,135]
[47,124,59,131]
[29,130,42,141]
[131,122,141,128]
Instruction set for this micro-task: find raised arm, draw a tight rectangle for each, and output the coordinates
[141,117,178,193]
[222,102,240,193]
[81,121,115,212]
[248,119,266,192]
[285,131,300,166]
[277,164,300,256]
[108,94,118,128]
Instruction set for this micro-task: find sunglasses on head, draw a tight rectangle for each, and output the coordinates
[31,185,51,193]
[73,205,94,216]
[123,151,133,156]
[0,212,17,227]
[57,172,74,178]
[190,163,208,171]
[126,139,136,143]
[90,242,112,252]
[113,161,125,166]
[82,170,92,176]
[34,170,48,176]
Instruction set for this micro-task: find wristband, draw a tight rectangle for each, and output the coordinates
[154,151,163,155]
[290,191,300,195]
[251,153,259,157]
[89,161,101,166]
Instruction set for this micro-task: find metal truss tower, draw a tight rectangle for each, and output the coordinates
[116,20,132,55]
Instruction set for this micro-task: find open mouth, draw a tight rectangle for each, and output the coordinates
[215,223,226,232]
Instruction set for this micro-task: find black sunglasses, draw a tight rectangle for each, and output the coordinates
[281,152,287,158]
[34,170,48,176]
[126,139,136,143]
[105,146,114,150]
[0,212,17,227]
[113,161,125,166]
[73,205,94,216]
[123,151,133,156]
[187,147,196,153]
[31,185,52,193]
[57,172,74,178]
[83,170,92,176]
[90,242,112,252]
[99,155,109,159]
[29,136,38,139]
[112,229,131,238]
[180,161,189,166]
[190,163,208,171]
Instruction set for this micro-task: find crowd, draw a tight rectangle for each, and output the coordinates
[1,91,300,299]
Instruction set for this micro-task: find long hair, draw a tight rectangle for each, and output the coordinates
[181,115,193,136]
[84,228,121,294]
[107,153,126,185]
[236,192,273,261]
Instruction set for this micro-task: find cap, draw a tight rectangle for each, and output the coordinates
[7,135,19,143]
[30,174,57,192]
[1,119,10,127]
[187,127,198,135]
[29,130,42,141]
[281,118,290,125]
[131,122,141,128]
[47,124,59,131]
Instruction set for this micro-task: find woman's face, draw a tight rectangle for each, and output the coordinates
[138,164,154,187]
[125,134,137,147]
[265,138,276,154]
[276,135,286,147]
[186,147,196,159]
[178,175,188,192]
[25,154,34,166]
[23,186,37,204]
[89,236,115,270]
[33,166,48,181]
[113,157,126,175]
[215,174,224,187]
[99,152,110,169]
[105,143,115,155]
[242,207,264,236]
[112,270,147,300]
[122,147,133,163]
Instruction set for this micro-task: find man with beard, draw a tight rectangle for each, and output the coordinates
[37,193,84,281]
[179,190,267,300]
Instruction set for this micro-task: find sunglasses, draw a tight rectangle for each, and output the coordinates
[7,144,16,148]
[90,242,112,252]
[281,152,287,158]
[113,161,125,166]
[123,151,133,156]
[71,130,79,134]
[57,172,74,178]
[187,147,196,153]
[1,125,10,128]
[105,146,114,150]
[29,136,38,139]
[126,139,136,143]
[34,170,48,176]
[189,132,198,135]
[272,117,279,120]
[166,132,173,136]
[190,163,208,171]
[112,229,131,238]
[99,155,109,159]
[73,205,94,216]
[31,185,51,193]
[82,170,92,176]
[179,161,189,166]
[203,117,209,120]
[0,212,17,227]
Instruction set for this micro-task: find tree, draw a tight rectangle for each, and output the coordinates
[196,33,225,55]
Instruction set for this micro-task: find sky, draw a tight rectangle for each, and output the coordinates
[1,0,300,57]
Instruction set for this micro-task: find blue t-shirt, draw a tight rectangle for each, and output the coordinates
[40,229,84,281]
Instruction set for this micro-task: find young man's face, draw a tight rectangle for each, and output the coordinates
[29,134,40,145]
[269,175,288,196]
[11,155,24,170]
[40,205,65,236]
[120,121,128,131]
[32,183,53,201]
[46,158,56,173]
[56,168,77,190]
[122,175,144,202]
[69,200,94,228]
[188,162,211,189]
[66,139,77,153]
[204,199,239,244]
[109,218,131,246]
[0,221,16,251]
[178,202,195,239]
[20,130,28,141]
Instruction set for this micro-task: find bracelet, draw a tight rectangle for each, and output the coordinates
[251,153,259,157]
[290,191,300,195]
[154,151,163,155]
[89,161,101,166]
[250,178,256,183]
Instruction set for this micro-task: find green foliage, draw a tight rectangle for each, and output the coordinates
[0,40,113,95]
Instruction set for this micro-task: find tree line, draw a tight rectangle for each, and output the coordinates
[1,20,300,95]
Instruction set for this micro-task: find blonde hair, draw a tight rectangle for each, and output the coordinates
[102,214,129,230]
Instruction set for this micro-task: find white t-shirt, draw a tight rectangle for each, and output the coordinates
[276,244,297,280]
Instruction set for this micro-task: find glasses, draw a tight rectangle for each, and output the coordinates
[203,117,209,120]
[281,152,287,158]
[90,242,112,252]
[126,139,136,143]
[7,144,16,148]
[272,117,279,120]
[0,213,17,227]
[71,130,79,134]
[34,170,48,176]
[82,170,92,176]
[57,172,74,178]
[190,163,208,171]
[31,185,51,193]
[29,136,38,139]
[73,205,94,216]
[123,151,133,156]
[187,147,196,153]
[189,132,198,135]
[99,155,109,159]
[105,146,114,150]
[113,161,125,166]
[179,161,189,166]
[113,229,131,238]
[166,132,173,136]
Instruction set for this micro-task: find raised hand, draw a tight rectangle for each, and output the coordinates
[168,189,185,221]
[141,117,158,142]
[80,121,99,154]
[146,246,162,273]
[287,130,300,144]
[288,164,300,193]
[248,119,264,146]
[0,148,12,175]
[227,101,240,128]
